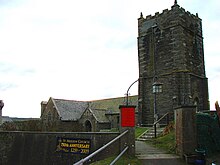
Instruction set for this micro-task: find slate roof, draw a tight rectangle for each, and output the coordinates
[90,95,138,113]
[90,109,110,123]
[53,98,89,121]
[2,116,13,123]
[1,116,39,124]
[46,96,138,121]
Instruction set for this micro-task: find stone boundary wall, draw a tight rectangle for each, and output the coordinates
[0,131,120,165]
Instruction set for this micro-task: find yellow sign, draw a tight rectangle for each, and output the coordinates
[56,137,91,154]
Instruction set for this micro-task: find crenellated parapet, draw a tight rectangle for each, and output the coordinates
[138,3,200,22]
[138,2,203,40]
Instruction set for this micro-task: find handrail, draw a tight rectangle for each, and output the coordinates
[73,130,129,165]
[153,112,173,138]
[110,146,128,165]
[153,112,169,125]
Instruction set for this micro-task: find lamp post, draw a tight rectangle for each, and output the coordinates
[126,79,139,106]
[152,81,163,123]
[119,79,138,156]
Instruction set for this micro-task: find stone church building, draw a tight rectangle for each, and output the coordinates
[41,1,210,130]
[40,96,138,132]
[138,1,209,125]
[0,1,211,132]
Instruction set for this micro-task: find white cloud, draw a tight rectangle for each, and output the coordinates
[0,0,219,117]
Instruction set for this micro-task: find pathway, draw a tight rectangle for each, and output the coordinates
[135,141,186,165]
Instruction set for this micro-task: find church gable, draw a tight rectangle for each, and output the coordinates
[91,109,110,123]
[53,99,88,121]
[41,97,60,123]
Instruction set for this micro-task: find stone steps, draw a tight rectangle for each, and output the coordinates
[138,155,186,165]
[136,127,164,141]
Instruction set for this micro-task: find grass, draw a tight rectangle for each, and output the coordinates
[91,155,142,165]
[147,130,176,154]
[100,126,148,138]
[135,126,148,138]
[100,128,119,132]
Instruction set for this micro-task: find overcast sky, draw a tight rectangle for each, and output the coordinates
[1,0,220,118]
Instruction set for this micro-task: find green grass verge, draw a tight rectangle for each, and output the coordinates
[91,155,142,165]
[146,130,176,154]
[100,128,119,132]
[135,126,148,138]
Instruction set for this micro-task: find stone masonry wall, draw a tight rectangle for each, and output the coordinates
[138,3,209,125]
[0,131,120,165]
[175,106,197,156]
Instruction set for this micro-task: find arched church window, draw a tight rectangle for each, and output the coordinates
[85,120,92,132]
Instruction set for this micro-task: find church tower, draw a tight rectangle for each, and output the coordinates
[138,1,209,125]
